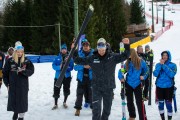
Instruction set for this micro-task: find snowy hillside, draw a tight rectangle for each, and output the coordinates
[0,1,180,120]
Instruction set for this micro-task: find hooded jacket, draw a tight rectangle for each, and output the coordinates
[153,51,177,88]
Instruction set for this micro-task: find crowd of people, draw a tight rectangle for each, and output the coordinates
[0,38,177,120]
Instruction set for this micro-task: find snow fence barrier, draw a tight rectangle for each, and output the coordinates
[26,55,56,63]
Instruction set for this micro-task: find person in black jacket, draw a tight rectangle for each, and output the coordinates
[3,44,34,120]
[73,38,130,120]
[137,45,149,100]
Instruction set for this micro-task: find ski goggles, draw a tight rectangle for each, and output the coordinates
[97,42,106,49]
[82,41,90,46]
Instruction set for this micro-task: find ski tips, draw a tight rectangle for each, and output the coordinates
[89,4,94,11]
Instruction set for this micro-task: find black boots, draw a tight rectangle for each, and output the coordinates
[160,113,165,120]
[12,113,18,120]
[18,118,24,120]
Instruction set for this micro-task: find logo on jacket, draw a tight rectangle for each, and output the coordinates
[93,58,100,63]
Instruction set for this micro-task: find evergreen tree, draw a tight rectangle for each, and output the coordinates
[57,0,74,51]
[130,0,145,24]
[31,0,60,54]
[2,0,25,49]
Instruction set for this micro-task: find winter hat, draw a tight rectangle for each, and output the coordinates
[61,44,67,50]
[15,41,22,47]
[14,41,24,51]
[145,45,150,49]
[15,45,24,51]
[97,38,106,49]
[8,47,14,51]
[81,39,90,46]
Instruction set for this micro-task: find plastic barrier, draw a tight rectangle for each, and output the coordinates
[26,55,57,63]
[26,56,40,63]
[130,36,151,48]
[39,55,56,63]
[145,13,173,40]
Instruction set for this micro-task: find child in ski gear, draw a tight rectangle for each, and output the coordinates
[153,51,177,120]
[137,45,149,101]
[52,44,74,110]
[74,39,94,116]
[118,48,149,120]
[145,45,154,104]
[73,38,130,120]
[5,47,14,61]
[3,44,34,120]
[0,51,5,91]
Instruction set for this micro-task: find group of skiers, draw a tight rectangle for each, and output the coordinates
[0,38,177,120]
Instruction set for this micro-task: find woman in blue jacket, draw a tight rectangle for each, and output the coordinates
[153,51,177,120]
[118,48,149,120]
[74,39,94,116]
[52,44,74,110]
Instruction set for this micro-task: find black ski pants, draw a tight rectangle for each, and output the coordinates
[53,77,71,98]
[143,75,149,98]
[92,87,113,120]
[74,79,92,110]
[125,82,147,120]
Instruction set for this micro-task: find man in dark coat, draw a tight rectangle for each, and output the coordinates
[137,45,149,100]
[73,38,130,120]
[3,44,34,120]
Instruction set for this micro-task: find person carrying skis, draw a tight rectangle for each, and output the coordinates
[153,51,177,120]
[74,39,94,116]
[73,38,130,120]
[52,44,74,110]
[3,43,34,120]
[118,48,149,120]
[0,50,5,92]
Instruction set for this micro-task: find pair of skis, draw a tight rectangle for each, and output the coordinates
[55,5,94,88]
[120,42,126,120]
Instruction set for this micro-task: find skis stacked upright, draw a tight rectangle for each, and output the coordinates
[141,81,147,120]
[120,42,126,120]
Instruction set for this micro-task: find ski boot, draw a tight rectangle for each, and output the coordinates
[129,118,135,120]
[63,102,68,108]
[84,102,89,108]
[52,105,58,110]
[75,109,80,116]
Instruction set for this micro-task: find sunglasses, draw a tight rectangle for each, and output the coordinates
[97,42,106,49]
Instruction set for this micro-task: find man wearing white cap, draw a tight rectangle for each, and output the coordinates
[73,38,130,120]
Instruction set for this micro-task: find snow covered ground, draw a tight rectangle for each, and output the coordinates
[0,1,180,120]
